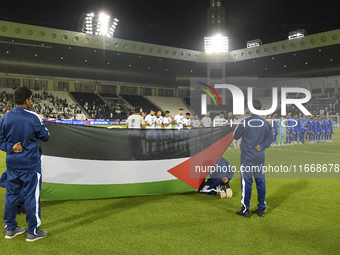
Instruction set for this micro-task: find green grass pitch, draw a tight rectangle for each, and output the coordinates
[1,130,340,254]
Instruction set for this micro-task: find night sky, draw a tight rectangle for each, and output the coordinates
[1,0,340,51]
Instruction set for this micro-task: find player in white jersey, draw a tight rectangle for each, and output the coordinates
[126,106,145,129]
[163,111,174,129]
[126,106,144,159]
[214,112,227,127]
[174,108,184,150]
[162,111,174,151]
[174,108,184,129]
[155,111,164,152]
[144,109,156,129]
[183,113,192,150]
[144,109,157,154]
[183,113,192,128]
[201,112,212,127]
[191,114,201,128]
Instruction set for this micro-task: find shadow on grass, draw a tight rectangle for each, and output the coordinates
[42,195,165,235]
[266,178,309,211]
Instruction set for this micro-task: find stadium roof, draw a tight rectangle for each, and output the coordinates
[1,20,340,87]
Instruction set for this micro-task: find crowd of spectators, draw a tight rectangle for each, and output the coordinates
[0,90,83,120]
[83,100,131,119]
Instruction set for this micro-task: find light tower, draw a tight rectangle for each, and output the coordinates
[207,0,226,36]
[205,0,228,106]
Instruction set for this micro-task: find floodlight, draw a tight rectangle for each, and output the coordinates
[288,29,307,40]
[247,39,262,48]
[204,35,228,53]
[80,12,119,38]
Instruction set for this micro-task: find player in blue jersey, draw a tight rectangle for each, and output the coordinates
[316,116,322,143]
[311,116,318,143]
[285,112,293,145]
[198,157,234,198]
[306,115,313,143]
[272,113,279,146]
[0,87,50,241]
[234,100,273,218]
[322,115,328,143]
[328,115,334,142]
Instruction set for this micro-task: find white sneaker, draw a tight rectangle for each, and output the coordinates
[226,188,233,198]
[220,190,227,199]
[282,143,286,146]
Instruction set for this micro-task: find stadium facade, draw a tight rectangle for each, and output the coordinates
[2,0,340,102]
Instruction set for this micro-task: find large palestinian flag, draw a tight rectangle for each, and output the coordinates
[40,123,234,201]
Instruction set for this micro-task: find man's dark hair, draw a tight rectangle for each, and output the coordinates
[186,112,191,116]
[135,106,141,113]
[151,108,156,112]
[220,111,225,115]
[179,108,184,111]
[252,99,262,111]
[15,87,32,105]
[165,111,170,114]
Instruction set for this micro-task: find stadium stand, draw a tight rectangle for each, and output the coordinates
[145,96,191,117]
[120,95,161,115]
[70,92,113,119]
[0,88,87,120]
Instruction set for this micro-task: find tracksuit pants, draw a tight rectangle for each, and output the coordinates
[198,178,224,195]
[240,162,266,212]
[4,169,42,235]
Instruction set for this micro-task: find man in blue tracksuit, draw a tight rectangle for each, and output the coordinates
[233,100,273,218]
[198,157,234,198]
[0,87,49,241]
[0,170,25,214]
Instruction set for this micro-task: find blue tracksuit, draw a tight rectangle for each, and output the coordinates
[0,170,25,204]
[0,107,49,235]
[198,157,234,195]
[233,114,273,212]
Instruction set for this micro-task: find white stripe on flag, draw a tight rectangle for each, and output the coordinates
[41,155,189,185]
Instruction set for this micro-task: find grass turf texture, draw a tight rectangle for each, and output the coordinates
[1,130,340,254]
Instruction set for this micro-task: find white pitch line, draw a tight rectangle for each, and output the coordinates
[273,148,340,156]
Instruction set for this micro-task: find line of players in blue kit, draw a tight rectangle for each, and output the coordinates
[271,112,334,146]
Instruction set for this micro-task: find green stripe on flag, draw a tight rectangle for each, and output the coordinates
[41,179,196,201]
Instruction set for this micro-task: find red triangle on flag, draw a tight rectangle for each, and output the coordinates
[167,132,234,189]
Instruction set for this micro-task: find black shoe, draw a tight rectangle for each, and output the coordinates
[254,209,265,217]
[236,210,250,218]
